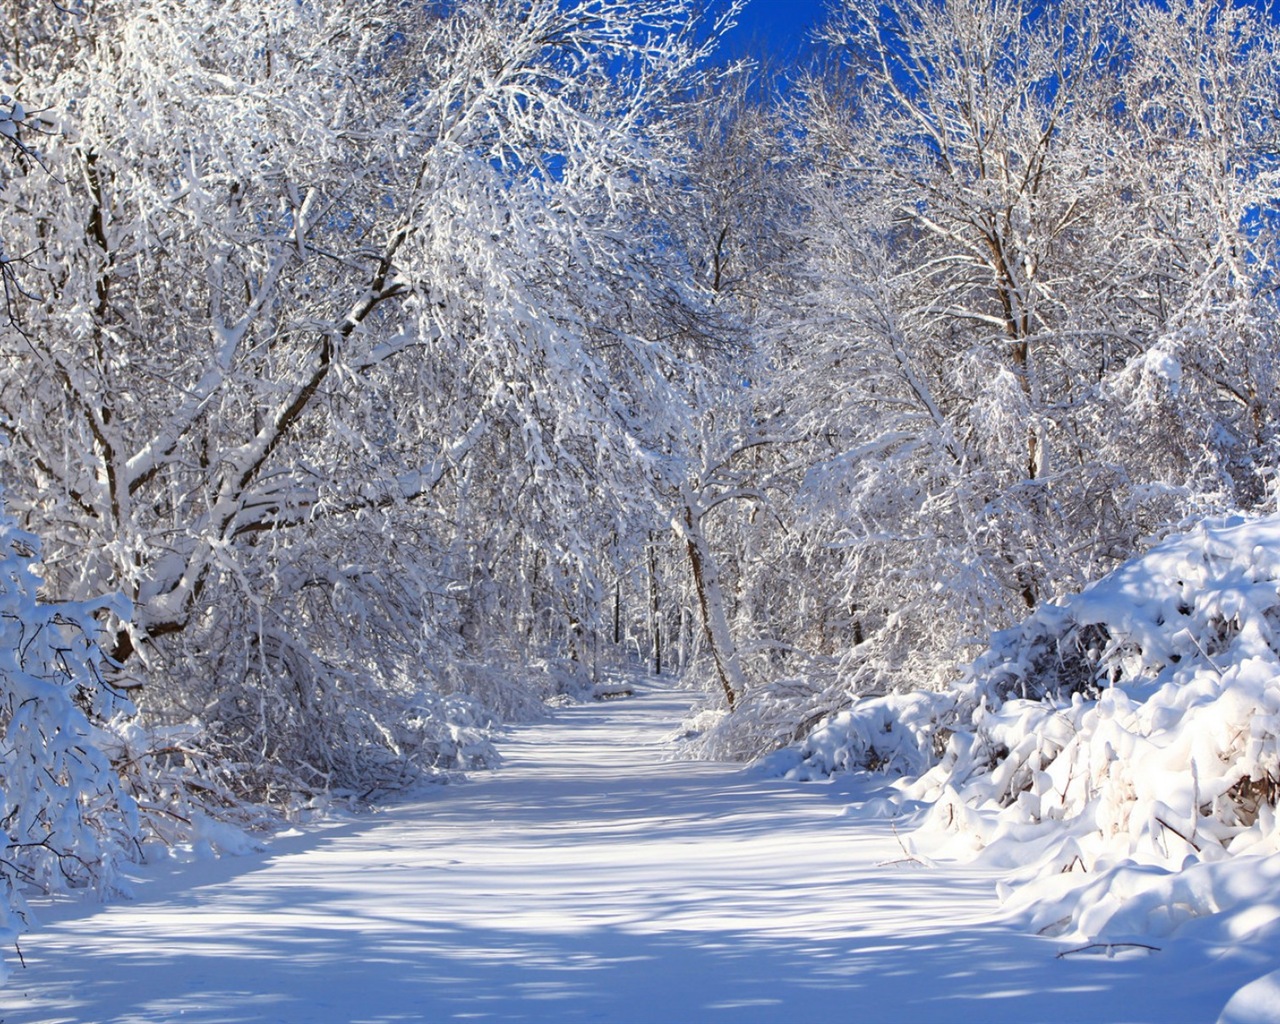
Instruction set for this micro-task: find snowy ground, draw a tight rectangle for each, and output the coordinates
[2,680,1270,1023]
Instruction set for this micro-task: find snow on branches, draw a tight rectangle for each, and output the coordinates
[0,497,135,962]
[771,513,1280,945]
[0,0,740,797]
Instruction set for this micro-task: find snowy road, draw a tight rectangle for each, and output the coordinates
[2,681,1261,1023]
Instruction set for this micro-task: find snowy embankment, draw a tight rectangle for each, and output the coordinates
[768,513,1280,1022]
[5,679,1267,1023]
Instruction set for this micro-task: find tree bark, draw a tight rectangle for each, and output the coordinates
[680,505,744,710]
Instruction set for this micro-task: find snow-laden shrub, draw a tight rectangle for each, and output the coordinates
[139,543,504,803]
[439,655,598,723]
[773,513,1280,943]
[676,676,856,762]
[0,502,289,972]
[100,720,275,855]
[765,689,956,780]
[0,503,138,956]
[913,514,1280,850]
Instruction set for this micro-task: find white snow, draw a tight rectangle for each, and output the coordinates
[1141,344,1183,391]
[4,680,1272,1022]
[765,512,1280,1022]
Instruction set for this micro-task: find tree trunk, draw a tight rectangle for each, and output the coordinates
[679,504,744,710]
[647,533,663,676]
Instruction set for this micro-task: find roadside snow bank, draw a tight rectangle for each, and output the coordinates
[774,514,1280,957]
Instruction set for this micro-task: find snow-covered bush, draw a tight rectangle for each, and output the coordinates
[0,499,283,969]
[772,513,1280,944]
[763,688,955,781]
[677,675,864,762]
[0,501,137,957]
[918,513,1280,839]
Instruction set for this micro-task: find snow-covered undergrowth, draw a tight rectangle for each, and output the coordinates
[676,675,855,762]
[0,502,141,958]
[0,503,278,969]
[767,513,1280,947]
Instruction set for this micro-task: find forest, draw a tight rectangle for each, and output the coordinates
[0,0,1277,961]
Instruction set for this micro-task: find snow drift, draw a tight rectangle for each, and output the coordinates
[770,512,1280,950]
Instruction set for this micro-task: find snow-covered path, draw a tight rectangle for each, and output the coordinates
[3,681,1261,1023]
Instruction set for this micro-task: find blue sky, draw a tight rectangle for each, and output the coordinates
[719,0,1280,60]
[722,0,827,58]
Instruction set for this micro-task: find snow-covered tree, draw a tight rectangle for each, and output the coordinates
[678,0,1280,755]
[783,0,1280,699]
[1113,0,1280,502]
[0,0,739,793]
[637,68,828,720]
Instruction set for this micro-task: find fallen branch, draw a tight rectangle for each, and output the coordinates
[1056,942,1161,959]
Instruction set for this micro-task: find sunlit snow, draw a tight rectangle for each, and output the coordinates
[5,683,1271,1023]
